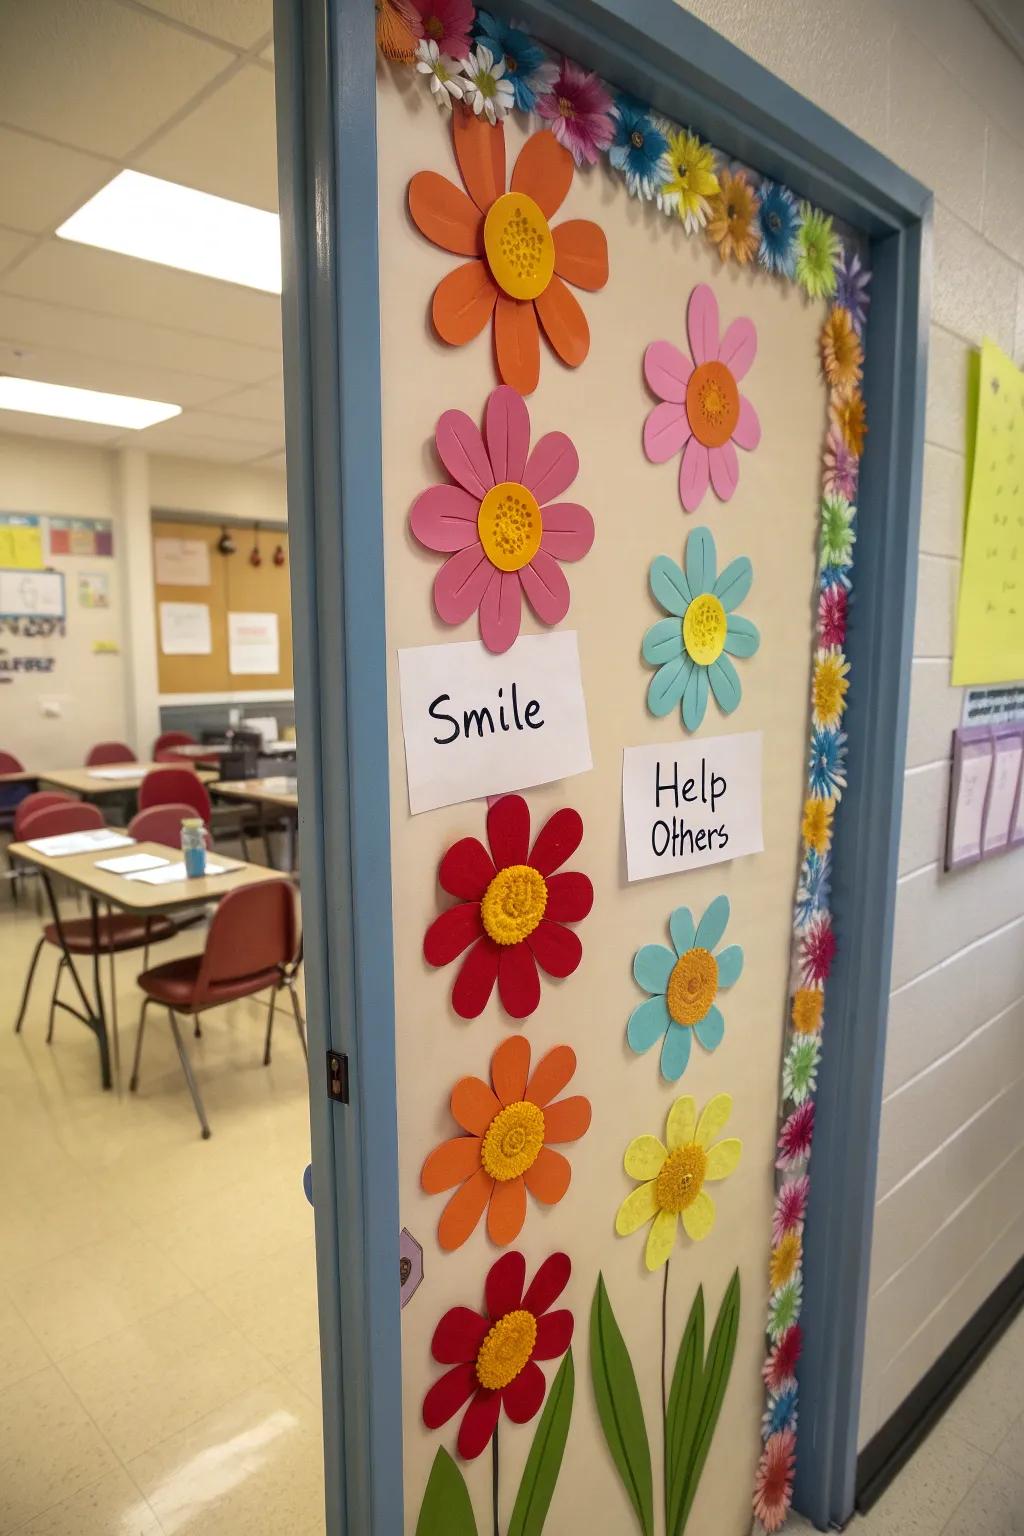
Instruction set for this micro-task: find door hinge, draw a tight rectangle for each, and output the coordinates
[326,1050,349,1103]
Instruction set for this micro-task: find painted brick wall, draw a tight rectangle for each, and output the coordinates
[676,0,1024,1448]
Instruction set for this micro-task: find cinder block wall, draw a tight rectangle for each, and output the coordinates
[677,0,1024,1446]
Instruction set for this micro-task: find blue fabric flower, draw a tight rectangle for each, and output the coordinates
[627,895,744,1082]
[820,561,852,595]
[473,10,556,112]
[808,726,847,800]
[643,525,760,732]
[795,850,831,929]
[757,180,799,277]
[609,94,669,200]
[762,1385,798,1440]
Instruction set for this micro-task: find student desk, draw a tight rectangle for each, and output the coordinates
[8,837,281,1090]
[39,764,218,797]
[211,777,299,871]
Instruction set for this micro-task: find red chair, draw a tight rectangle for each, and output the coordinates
[0,750,23,774]
[153,731,196,756]
[85,741,137,766]
[13,791,75,839]
[0,750,30,835]
[131,880,304,1138]
[128,803,198,849]
[13,802,175,1041]
[138,767,211,824]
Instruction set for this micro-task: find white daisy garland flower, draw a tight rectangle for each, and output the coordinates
[462,44,515,125]
[414,38,466,113]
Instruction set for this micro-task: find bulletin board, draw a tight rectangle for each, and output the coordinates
[369,19,869,1536]
[151,517,293,695]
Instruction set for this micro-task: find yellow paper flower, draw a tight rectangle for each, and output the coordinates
[791,988,824,1035]
[706,169,760,265]
[820,307,863,392]
[831,389,867,457]
[770,1230,802,1290]
[615,1092,742,1271]
[812,648,850,729]
[657,129,719,233]
[801,796,834,856]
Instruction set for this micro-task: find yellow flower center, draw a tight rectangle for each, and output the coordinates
[483,191,555,301]
[631,129,645,149]
[655,1143,707,1213]
[477,481,543,572]
[425,14,443,37]
[682,594,728,667]
[665,946,718,1025]
[686,360,740,447]
[480,863,548,945]
[475,1309,537,1390]
[557,95,576,119]
[481,1100,546,1181]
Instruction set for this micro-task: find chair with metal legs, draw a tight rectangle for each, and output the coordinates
[262,934,307,1066]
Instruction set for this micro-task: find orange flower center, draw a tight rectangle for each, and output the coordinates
[557,95,576,119]
[666,947,719,1025]
[655,1143,707,1213]
[477,480,543,571]
[475,1309,537,1390]
[483,191,555,301]
[425,13,443,37]
[480,863,547,945]
[481,1100,546,1181]
[686,360,740,447]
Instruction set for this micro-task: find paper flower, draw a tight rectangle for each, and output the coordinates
[795,203,840,299]
[609,95,669,200]
[757,180,799,277]
[818,582,847,648]
[706,168,760,264]
[615,1092,741,1270]
[415,39,466,111]
[535,58,614,166]
[422,1037,592,1249]
[823,427,859,502]
[763,1385,799,1440]
[808,725,846,800]
[799,914,835,986]
[795,850,831,930]
[791,986,824,1036]
[643,525,760,731]
[835,248,871,335]
[772,1176,809,1244]
[473,11,557,112]
[627,895,743,1081]
[820,493,857,570]
[656,128,719,231]
[408,114,609,393]
[422,1250,572,1459]
[812,647,850,729]
[782,1036,821,1103]
[643,283,761,512]
[753,1429,796,1532]
[768,1277,802,1338]
[769,1232,802,1292]
[411,0,473,57]
[423,793,593,1020]
[461,43,515,122]
[820,307,863,391]
[776,1103,814,1170]
[410,386,594,653]
[376,0,423,60]
[762,1323,802,1390]
[801,797,833,857]
[831,389,867,456]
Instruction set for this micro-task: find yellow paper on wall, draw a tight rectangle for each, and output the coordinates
[952,341,1024,686]
[0,515,43,569]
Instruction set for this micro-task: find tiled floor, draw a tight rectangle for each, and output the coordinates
[0,897,324,1535]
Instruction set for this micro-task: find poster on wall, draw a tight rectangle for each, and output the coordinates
[0,514,43,569]
[49,516,114,559]
[78,572,110,609]
[159,600,212,656]
[0,569,64,618]
[228,610,279,674]
[622,733,765,880]
[153,536,211,587]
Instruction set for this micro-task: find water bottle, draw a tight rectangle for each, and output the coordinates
[181,817,209,878]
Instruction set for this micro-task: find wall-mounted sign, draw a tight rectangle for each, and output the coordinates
[159,601,212,656]
[0,515,43,569]
[78,571,110,609]
[398,631,592,815]
[228,611,279,675]
[622,732,764,881]
[154,536,211,587]
[0,648,56,680]
[0,569,65,619]
[49,517,114,559]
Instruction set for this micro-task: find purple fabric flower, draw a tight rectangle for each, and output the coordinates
[536,58,614,166]
[823,427,859,502]
[835,249,871,335]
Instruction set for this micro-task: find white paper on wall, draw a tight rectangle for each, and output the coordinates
[228,611,279,675]
[622,731,764,881]
[154,537,211,587]
[159,601,212,656]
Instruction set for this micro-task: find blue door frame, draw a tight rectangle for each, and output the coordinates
[273,2,931,1530]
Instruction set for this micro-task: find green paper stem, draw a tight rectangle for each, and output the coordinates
[666,1268,741,1536]
[589,1273,655,1536]
[507,1350,574,1536]
[415,1447,479,1536]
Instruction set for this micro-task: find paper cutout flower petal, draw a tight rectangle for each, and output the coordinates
[627,897,742,1081]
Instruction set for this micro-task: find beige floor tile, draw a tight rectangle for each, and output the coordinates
[994,1410,1024,1473]
[12,1465,162,1536]
[849,1421,988,1536]
[128,1377,326,1536]
[941,1457,1024,1535]
[0,1181,135,1282]
[280,1347,324,1408]
[0,1292,49,1393]
[57,1292,275,1463]
[138,1169,314,1290]
[942,1340,1024,1455]
[0,1367,117,1535]
[206,1237,319,1370]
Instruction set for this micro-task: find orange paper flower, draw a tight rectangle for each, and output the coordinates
[422,1036,592,1250]
[376,0,422,61]
[706,169,760,265]
[408,112,609,393]
[820,307,863,392]
[831,388,867,457]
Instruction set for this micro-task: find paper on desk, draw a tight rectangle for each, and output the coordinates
[95,853,170,874]
[26,830,135,856]
[125,860,237,885]
[87,766,144,780]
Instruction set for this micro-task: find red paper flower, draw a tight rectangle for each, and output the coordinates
[818,583,848,648]
[776,1102,815,1170]
[771,1176,809,1245]
[424,793,593,1020]
[800,912,836,985]
[753,1428,796,1532]
[762,1323,803,1392]
[422,1250,573,1459]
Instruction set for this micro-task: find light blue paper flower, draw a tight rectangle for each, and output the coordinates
[643,525,760,732]
[795,849,831,930]
[627,894,744,1081]
[808,725,847,800]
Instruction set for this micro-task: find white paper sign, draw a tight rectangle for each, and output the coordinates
[159,601,212,656]
[622,732,764,881]
[0,569,64,618]
[398,631,592,814]
[154,536,210,587]
[228,611,279,675]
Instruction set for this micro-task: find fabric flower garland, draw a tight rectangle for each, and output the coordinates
[628,895,743,1081]
[410,385,594,654]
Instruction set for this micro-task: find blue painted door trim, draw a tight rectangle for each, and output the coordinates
[273,1,931,1530]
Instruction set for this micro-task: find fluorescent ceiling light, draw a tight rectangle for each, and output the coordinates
[0,377,180,429]
[57,170,282,294]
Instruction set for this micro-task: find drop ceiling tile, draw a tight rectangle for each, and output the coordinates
[0,343,231,408]
[138,64,278,211]
[134,0,273,50]
[4,239,282,348]
[0,228,35,274]
[115,425,277,462]
[160,408,282,444]
[0,0,232,159]
[0,411,121,447]
[0,128,115,236]
[202,374,283,422]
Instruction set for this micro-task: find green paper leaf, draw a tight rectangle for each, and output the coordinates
[664,1284,705,1530]
[415,1447,478,1536]
[508,1349,575,1536]
[670,1268,742,1536]
[590,1273,654,1536]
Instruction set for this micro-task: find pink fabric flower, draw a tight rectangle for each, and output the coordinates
[535,59,614,166]
[818,583,848,648]
[823,426,859,501]
[411,386,594,654]
[643,283,761,513]
[762,1324,803,1392]
[775,1102,814,1170]
[409,0,474,57]
[800,913,836,986]
[772,1176,809,1244]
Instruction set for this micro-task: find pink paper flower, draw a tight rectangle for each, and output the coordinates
[772,1176,809,1244]
[822,426,859,501]
[753,1429,796,1532]
[800,912,836,986]
[818,583,848,648]
[762,1324,803,1392]
[643,283,761,513]
[409,0,474,57]
[535,59,614,166]
[776,1102,814,1170]
[411,385,594,654]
